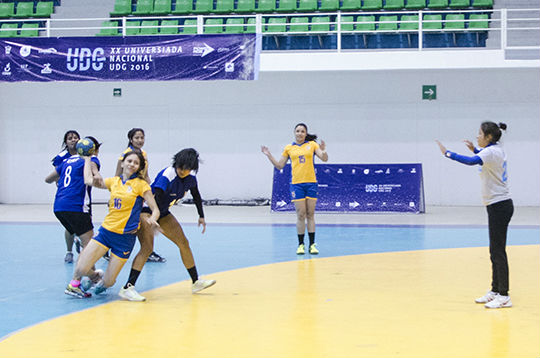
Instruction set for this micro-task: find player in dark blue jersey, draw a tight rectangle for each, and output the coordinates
[45,136,103,284]
[51,130,80,262]
[119,148,215,301]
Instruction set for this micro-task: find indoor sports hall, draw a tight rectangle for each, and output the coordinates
[0,0,539,357]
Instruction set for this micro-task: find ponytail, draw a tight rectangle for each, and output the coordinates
[295,123,318,143]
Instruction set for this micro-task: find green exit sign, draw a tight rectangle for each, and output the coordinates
[422,85,436,100]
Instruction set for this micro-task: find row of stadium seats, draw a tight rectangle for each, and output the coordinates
[111,0,493,16]
[0,1,54,18]
[0,21,40,36]
[96,13,488,36]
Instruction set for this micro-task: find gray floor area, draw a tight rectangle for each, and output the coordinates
[1,204,538,226]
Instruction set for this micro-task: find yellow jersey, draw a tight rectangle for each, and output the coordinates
[101,176,151,234]
[120,147,148,179]
[282,141,320,184]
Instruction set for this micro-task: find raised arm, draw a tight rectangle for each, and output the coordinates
[261,146,288,170]
[314,140,328,162]
[436,140,483,166]
[84,157,106,188]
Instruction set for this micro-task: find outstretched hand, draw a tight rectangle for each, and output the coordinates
[463,140,475,153]
[261,146,270,156]
[435,140,447,155]
[320,140,326,151]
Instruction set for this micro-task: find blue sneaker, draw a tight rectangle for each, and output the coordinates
[94,281,107,295]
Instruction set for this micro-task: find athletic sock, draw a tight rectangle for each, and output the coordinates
[188,266,198,283]
[298,234,305,246]
[125,269,141,289]
[308,232,315,246]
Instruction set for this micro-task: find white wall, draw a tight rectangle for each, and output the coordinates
[0,66,538,205]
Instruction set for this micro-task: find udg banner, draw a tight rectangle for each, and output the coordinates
[0,34,260,82]
[271,164,425,213]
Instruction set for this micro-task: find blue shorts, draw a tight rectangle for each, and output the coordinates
[92,227,136,260]
[290,182,318,201]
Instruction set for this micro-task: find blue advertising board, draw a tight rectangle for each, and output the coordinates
[271,164,425,213]
[0,34,260,82]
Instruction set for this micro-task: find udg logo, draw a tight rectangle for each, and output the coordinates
[66,48,105,72]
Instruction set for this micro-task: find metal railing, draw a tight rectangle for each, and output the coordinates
[0,8,538,53]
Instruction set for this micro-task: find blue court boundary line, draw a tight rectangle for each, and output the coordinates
[1,221,538,229]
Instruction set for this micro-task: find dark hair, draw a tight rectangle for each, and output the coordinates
[86,136,102,151]
[127,128,145,148]
[122,150,146,178]
[172,148,200,173]
[61,130,80,151]
[481,122,507,143]
[295,123,318,142]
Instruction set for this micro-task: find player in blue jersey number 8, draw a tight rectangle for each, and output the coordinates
[436,121,514,309]
[65,150,160,299]
[261,123,328,255]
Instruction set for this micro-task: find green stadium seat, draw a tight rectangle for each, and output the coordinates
[133,0,154,15]
[182,19,198,33]
[383,0,404,10]
[361,0,382,10]
[172,0,193,14]
[427,0,448,8]
[289,17,309,32]
[472,0,492,8]
[378,15,398,31]
[298,0,318,12]
[340,15,355,31]
[18,22,39,36]
[245,17,256,32]
[0,23,18,37]
[0,3,15,19]
[468,13,488,29]
[276,0,296,13]
[404,0,425,9]
[35,2,54,18]
[126,20,141,35]
[258,0,276,12]
[356,15,375,31]
[14,2,34,18]
[311,16,330,32]
[193,0,213,14]
[265,17,286,33]
[160,19,179,34]
[204,18,223,33]
[224,18,244,33]
[400,14,419,30]
[236,0,256,12]
[318,0,338,11]
[444,13,464,29]
[110,0,132,16]
[340,0,360,10]
[449,0,469,8]
[215,0,234,13]
[97,20,120,36]
[140,20,159,34]
[423,14,442,29]
[152,0,172,14]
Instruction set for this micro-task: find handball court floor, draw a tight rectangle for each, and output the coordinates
[0,204,538,358]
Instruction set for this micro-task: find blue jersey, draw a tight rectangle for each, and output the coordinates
[53,155,100,213]
[51,150,71,167]
[152,167,197,207]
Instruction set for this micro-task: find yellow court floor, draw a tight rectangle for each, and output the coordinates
[1,245,538,358]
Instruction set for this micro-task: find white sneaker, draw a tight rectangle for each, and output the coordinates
[475,290,497,303]
[192,279,216,294]
[118,284,146,302]
[485,294,512,309]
